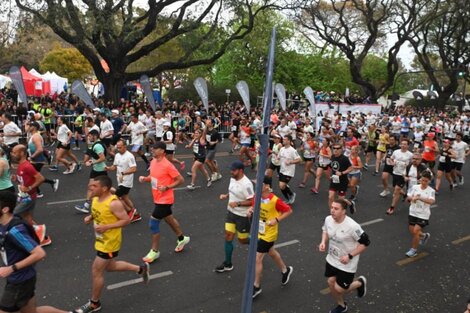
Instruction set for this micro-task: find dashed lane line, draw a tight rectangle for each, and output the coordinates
[452,235,470,245]
[274,239,300,249]
[396,252,429,266]
[107,270,173,290]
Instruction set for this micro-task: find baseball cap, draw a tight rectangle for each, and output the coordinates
[427,132,435,138]
[152,141,166,150]
[112,109,119,114]
[230,160,244,171]
[93,108,100,112]
[163,121,171,127]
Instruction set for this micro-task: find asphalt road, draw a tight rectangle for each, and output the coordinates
[24,141,470,313]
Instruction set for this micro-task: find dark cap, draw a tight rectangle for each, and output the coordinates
[263,175,272,187]
[152,141,166,150]
[230,160,244,171]
[29,121,40,129]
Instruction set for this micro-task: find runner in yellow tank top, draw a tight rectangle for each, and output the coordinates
[248,176,293,299]
[74,176,150,313]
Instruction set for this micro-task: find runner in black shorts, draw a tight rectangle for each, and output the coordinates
[328,145,356,213]
[380,136,399,198]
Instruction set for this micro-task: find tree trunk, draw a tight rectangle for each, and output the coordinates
[100,75,126,107]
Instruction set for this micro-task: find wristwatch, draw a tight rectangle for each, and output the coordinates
[348,253,354,260]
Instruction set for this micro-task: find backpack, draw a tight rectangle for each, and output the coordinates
[0,217,40,251]
[86,141,107,159]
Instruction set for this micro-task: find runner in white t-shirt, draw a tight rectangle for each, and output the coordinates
[405,171,435,257]
[451,132,470,185]
[278,135,301,204]
[319,199,369,313]
[105,139,141,223]
[215,161,254,273]
[125,114,150,170]
[386,139,413,215]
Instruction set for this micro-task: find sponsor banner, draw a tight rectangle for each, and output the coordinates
[193,77,209,112]
[140,75,157,111]
[274,83,286,111]
[9,66,27,105]
[72,80,95,108]
[303,86,316,118]
[236,80,250,112]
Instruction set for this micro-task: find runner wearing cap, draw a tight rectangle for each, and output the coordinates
[422,132,439,176]
[215,160,254,273]
[435,139,457,193]
[138,141,190,263]
[248,176,293,299]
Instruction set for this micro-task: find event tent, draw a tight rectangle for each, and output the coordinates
[21,66,51,96]
[43,72,68,94]
[0,74,11,89]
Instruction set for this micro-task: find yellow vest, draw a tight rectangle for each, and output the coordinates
[259,194,281,242]
[91,194,122,253]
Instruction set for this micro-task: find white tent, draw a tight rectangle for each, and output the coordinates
[43,72,68,94]
[0,74,11,89]
[29,68,44,78]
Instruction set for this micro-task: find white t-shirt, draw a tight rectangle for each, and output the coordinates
[277,125,291,138]
[406,166,419,193]
[279,146,300,177]
[392,150,413,176]
[452,141,468,163]
[288,121,297,139]
[57,124,71,145]
[100,119,114,139]
[3,122,21,145]
[155,118,166,138]
[127,121,147,145]
[407,184,435,220]
[113,151,136,188]
[227,175,254,217]
[322,215,364,273]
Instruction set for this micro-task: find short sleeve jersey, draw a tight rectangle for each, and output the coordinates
[16,161,39,200]
[113,151,136,188]
[149,157,180,204]
[407,184,435,220]
[322,215,364,273]
[227,175,255,217]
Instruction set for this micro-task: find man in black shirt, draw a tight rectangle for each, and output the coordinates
[380,136,400,197]
[328,144,356,214]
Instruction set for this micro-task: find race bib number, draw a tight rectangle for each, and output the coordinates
[414,143,419,149]
[259,221,266,234]
[439,156,446,163]
[151,177,158,190]
[331,175,340,184]
[206,135,211,142]
[231,126,237,131]
[386,158,393,165]
[94,222,103,240]
[193,145,199,154]
[328,243,342,259]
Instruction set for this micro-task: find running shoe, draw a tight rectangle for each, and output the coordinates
[355,185,360,197]
[140,262,150,284]
[187,184,196,190]
[75,203,90,214]
[460,176,464,185]
[329,303,348,313]
[180,161,185,170]
[70,162,77,173]
[40,235,52,247]
[310,187,319,194]
[128,208,137,219]
[33,224,46,242]
[380,190,390,197]
[281,266,293,285]
[217,173,222,180]
[349,200,356,214]
[289,192,296,204]
[73,300,102,313]
[175,236,190,252]
[298,183,306,188]
[49,165,58,172]
[72,146,81,151]
[186,171,193,177]
[53,179,60,192]
[63,168,72,175]
[211,173,217,181]
[77,163,82,172]
[386,207,394,215]
[357,276,367,298]
[372,171,379,176]
[36,193,44,199]
[363,164,369,170]
[214,262,234,273]
[405,248,418,258]
[142,250,160,263]
[131,213,142,223]
[252,286,262,299]
[419,233,431,245]
[207,179,212,187]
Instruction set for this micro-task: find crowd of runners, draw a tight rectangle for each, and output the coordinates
[0,95,469,313]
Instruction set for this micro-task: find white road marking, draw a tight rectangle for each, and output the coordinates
[430,204,438,208]
[274,239,300,249]
[47,198,86,205]
[360,218,384,227]
[174,185,201,191]
[107,270,173,290]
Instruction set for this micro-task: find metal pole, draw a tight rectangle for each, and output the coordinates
[240,27,276,313]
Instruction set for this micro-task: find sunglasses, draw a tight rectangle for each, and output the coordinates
[333,147,342,150]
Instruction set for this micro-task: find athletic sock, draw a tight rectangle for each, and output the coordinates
[224,240,234,265]
[178,235,184,241]
[284,185,293,197]
[280,188,290,199]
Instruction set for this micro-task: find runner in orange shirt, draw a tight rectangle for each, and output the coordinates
[139,141,190,263]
